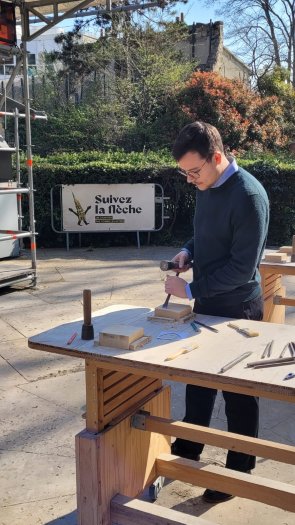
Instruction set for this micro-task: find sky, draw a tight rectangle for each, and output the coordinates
[59,1,218,33]
[174,1,217,25]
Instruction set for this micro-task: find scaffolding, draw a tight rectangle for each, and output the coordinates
[0,1,164,289]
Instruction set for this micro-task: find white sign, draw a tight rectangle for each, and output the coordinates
[62,184,155,232]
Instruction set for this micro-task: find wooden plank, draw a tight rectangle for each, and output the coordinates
[76,431,100,525]
[279,246,292,254]
[103,380,162,426]
[144,416,295,464]
[263,276,282,298]
[111,495,216,525]
[104,374,140,403]
[264,253,288,263]
[104,377,160,416]
[104,371,130,389]
[156,454,295,512]
[76,387,171,525]
[85,360,104,432]
[260,262,295,275]
[263,286,286,323]
[273,295,295,307]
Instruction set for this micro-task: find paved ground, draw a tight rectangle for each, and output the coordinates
[0,247,294,525]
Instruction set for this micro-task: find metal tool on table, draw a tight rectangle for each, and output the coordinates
[247,356,295,369]
[193,320,219,333]
[81,289,94,340]
[279,343,295,358]
[227,322,259,337]
[218,351,252,374]
[261,340,274,359]
[190,322,201,333]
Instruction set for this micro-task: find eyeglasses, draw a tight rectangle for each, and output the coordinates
[178,157,208,179]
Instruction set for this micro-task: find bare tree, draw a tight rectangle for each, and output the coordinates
[207,0,295,86]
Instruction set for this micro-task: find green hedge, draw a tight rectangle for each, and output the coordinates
[22,150,295,247]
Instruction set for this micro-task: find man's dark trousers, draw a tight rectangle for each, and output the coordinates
[174,295,263,472]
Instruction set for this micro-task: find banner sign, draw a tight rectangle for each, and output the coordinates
[62,184,155,232]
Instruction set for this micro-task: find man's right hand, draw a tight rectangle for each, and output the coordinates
[171,250,191,273]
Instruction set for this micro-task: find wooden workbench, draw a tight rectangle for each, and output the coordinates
[28,305,295,525]
[260,259,295,323]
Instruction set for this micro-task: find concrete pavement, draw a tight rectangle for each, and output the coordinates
[0,247,294,525]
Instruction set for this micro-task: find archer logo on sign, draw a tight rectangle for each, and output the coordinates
[62,184,155,232]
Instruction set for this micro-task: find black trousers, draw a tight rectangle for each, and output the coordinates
[174,295,263,472]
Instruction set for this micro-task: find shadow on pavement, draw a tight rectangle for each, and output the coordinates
[44,510,77,524]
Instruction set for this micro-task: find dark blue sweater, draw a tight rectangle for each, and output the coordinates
[184,167,269,306]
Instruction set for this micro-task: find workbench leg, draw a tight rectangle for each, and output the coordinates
[76,385,171,525]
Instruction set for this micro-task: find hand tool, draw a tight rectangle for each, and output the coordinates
[162,272,179,308]
[193,320,219,333]
[160,260,192,271]
[66,331,78,345]
[164,344,198,362]
[81,289,94,340]
[261,340,274,359]
[283,372,295,380]
[190,322,201,333]
[247,356,295,368]
[279,343,293,358]
[227,322,259,337]
[251,358,295,369]
[218,351,252,374]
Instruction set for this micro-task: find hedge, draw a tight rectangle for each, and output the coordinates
[21,150,295,247]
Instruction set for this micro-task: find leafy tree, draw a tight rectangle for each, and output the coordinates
[32,18,194,152]
[178,71,286,151]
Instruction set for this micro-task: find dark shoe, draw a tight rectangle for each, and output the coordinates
[202,489,234,503]
[202,470,251,503]
[171,441,200,461]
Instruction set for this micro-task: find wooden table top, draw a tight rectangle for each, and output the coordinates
[260,260,295,275]
[28,304,295,402]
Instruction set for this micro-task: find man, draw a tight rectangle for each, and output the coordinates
[165,121,269,503]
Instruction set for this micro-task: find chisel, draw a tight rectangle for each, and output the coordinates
[218,351,252,374]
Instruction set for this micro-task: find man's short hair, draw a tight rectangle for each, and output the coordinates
[172,121,224,161]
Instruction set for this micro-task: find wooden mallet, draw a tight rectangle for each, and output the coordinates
[81,289,94,340]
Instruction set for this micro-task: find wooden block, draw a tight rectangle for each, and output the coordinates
[154,303,192,320]
[264,253,288,263]
[279,246,292,254]
[129,335,152,350]
[96,325,144,349]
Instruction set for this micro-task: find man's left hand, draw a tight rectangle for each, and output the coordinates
[165,275,188,299]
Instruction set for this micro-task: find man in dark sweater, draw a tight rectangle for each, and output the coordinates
[165,121,269,503]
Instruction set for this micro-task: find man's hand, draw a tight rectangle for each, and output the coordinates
[171,250,191,273]
[165,275,188,298]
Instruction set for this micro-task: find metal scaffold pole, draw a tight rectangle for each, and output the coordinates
[20,10,37,285]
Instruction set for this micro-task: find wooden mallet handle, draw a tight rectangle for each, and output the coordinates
[83,289,92,326]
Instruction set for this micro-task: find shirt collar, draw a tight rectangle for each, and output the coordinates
[211,156,238,188]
